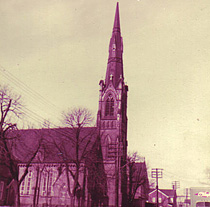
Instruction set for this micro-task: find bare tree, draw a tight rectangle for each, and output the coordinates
[86,134,108,207]
[62,107,93,128]
[0,85,43,207]
[53,107,95,207]
[127,152,149,207]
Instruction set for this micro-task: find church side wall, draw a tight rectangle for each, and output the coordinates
[19,163,85,207]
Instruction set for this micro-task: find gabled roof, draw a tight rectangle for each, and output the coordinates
[149,189,175,198]
[130,161,149,199]
[9,127,97,163]
[132,162,148,182]
[161,189,175,197]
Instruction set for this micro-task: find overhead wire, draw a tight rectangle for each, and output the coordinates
[164,169,203,182]
[0,65,69,130]
[20,106,96,144]
[0,64,96,147]
[0,65,62,121]
[0,65,59,110]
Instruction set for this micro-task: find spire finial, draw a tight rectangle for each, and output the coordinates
[113,2,120,33]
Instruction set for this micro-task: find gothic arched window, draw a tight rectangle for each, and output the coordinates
[105,95,114,116]
[104,135,111,159]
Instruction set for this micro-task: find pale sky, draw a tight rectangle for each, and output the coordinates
[1,0,210,195]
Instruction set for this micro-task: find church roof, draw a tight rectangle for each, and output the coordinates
[149,189,175,197]
[11,127,97,164]
[132,162,148,182]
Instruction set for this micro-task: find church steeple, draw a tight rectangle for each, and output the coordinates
[97,3,128,206]
[105,2,124,88]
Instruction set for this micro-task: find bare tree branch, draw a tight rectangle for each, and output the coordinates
[128,152,149,206]
[0,85,42,207]
[59,107,94,206]
[18,139,42,186]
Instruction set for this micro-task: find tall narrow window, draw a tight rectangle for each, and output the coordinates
[48,171,53,196]
[105,95,114,116]
[104,135,111,159]
[0,181,4,199]
[26,178,31,195]
[20,179,25,195]
[26,171,32,195]
[42,172,47,196]
[159,198,162,203]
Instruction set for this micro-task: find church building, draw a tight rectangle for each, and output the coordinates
[0,3,149,207]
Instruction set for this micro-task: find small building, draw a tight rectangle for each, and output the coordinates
[190,187,210,207]
[128,161,149,207]
[148,189,176,207]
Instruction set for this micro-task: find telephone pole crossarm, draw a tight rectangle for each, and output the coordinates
[151,168,163,207]
[172,181,180,207]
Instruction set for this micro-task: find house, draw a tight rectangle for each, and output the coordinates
[148,189,176,207]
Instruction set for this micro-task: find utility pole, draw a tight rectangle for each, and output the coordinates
[110,140,121,207]
[185,188,189,207]
[151,168,163,207]
[172,181,180,207]
[116,141,119,207]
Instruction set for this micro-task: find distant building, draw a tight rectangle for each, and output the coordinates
[190,187,210,207]
[176,195,188,207]
[148,189,176,207]
[128,162,149,207]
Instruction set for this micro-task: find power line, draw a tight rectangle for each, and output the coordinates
[0,64,62,121]
[0,65,96,140]
[0,65,59,109]
[0,65,62,127]
[20,107,79,139]
[164,170,202,182]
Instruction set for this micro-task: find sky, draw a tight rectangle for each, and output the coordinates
[1,0,210,195]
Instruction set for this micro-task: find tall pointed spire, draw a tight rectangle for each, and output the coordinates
[105,2,124,88]
[113,2,120,33]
